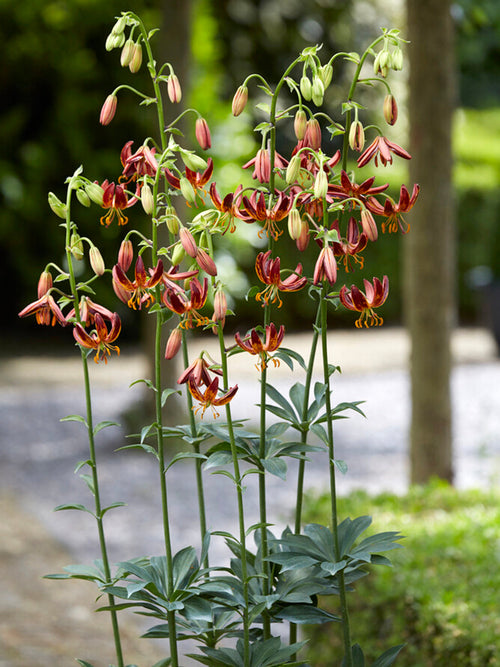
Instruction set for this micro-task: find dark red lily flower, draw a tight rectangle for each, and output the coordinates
[366,183,420,233]
[331,218,368,272]
[120,141,158,184]
[255,250,307,307]
[339,275,389,328]
[73,312,121,363]
[328,170,389,204]
[100,180,134,227]
[234,323,285,370]
[209,183,244,233]
[178,355,222,386]
[242,147,288,184]
[357,136,411,168]
[313,245,337,285]
[112,256,164,310]
[162,277,209,328]
[238,190,292,240]
[187,375,238,419]
[19,294,67,327]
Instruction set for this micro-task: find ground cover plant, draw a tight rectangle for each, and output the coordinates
[304,481,500,666]
[19,11,418,666]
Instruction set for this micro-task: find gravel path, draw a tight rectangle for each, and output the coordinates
[1,327,499,665]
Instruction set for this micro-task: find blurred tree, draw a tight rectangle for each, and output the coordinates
[404,0,456,484]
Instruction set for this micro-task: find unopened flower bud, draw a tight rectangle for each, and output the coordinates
[213,288,227,326]
[287,208,302,240]
[361,209,378,242]
[99,94,117,126]
[392,47,403,71]
[89,245,105,276]
[120,39,135,67]
[294,109,307,140]
[383,94,398,126]
[296,220,310,252]
[48,192,67,219]
[129,42,142,73]
[118,239,134,271]
[38,270,53,298]
[319,63,333,88]
[179,227,198,257]
[171,242,185,266]
[349,120,365,152]
[165,327,182,360]
[304,118,321,150]
[76,188,91,207]
[141,183,154,214]
[112,15,128,36]
[179,176,196,204]
[374,51,389,77]
[196,248,217,276]
[165,206,180,235]
[312,76,325,106]
[85,182,104,206]
[314,168,328,199]
[300,75,312,101]
[106,31,125,51]
[232,85,248,116]
[181,151,207,173]
[195,117,211,150]
[70,233,84,260]
[167,74,182,103]
[286,155,301,185]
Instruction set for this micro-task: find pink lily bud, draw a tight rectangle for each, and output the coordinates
[232,85,248,116]
[99,94,117,126]
[165,328,182,359]
[361,209,378,242]
[118,239,134,271]
[196,248,217,276]
[89,245,105,276]
[296,219,310,252]
[304,118,321,150]
[313,245,337,286]
[294,109,307,140]
[383,94,398,126]
[349,120,365,152]
[167,74,182,103]
[213,288,227,326]
[179,227,198,258]
[38,270,53,298]
[129,43,142,73]
[195,118,212,150]
[120,39,135,67]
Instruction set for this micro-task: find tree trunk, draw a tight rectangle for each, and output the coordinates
[405,0,456,484]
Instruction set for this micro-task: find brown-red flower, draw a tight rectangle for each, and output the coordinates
[73,312,121,363]
[234,323,285,370]
[366,183,420,233]
[255,250,307,307]
[339,276,389,328]
[357,136,411,168]
[187,375,238,419]
[112,256,164,309]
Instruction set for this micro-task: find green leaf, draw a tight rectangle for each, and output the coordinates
[74,459,91,473]
[289,382,306,417]
[130,378,157,392]
[274,347,306,371]
[101,501,126,516]
[53,503,94,515]
[320,559,347,576]
[60,414,87,426]
[79,473,95,495]
[337,516,373,557]
[265,384,297,420]
[275,604,340,624]
[266,553,317,571]
[333,459,348,475]
[115,443,159,460]
[76,660,95,667]
[342,644,365,667]
[262,457,287,480]
[165,451,206,472]
[370,645,405,667]
[161,387,181,407]
[93,420,119,435]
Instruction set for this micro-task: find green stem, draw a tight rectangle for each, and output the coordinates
[64,186,124,667]
[320,284,353,666]
[217,325,250,667]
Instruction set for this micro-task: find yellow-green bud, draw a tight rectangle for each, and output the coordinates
[84,182,104,206]
[286,155,301,185]
[313,168,328,199]
[141,183,154,214]
[89,245,105,276]
[48,192,67,219]
[181,151,207,172]
[70,233,84,260]
[165,206,180,234]
[294,109,307,140]
[129,43,142,73]
[171,242,185,266]
[76,188,90,207]
[120,39,135,67]
[300,75,312,101]
[392,47,403,71]
[312,76,325,106]
[180,176,197,204]
[112,15,128,36]
[287,208,302,240]
[319,64,333,88]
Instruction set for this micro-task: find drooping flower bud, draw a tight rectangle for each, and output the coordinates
[296,219,310,252]
[165,206,180,235]
[70,233,84,260]
[120,39,135,67]
[319,63,333,88]
[304,118,322,150]
[232,85,248,116]
[167,74,182,103]
[349,120,365,152]
[89,245,105,276]
[213,288,227,327]
[285,155,301,185]
[76,188,91,207]
[118,239,134,271]
[391,47,403,71]
[112,14,128,36]
[196,248,217,276]
[171,242,185,266]
[287,208,302,240]
[294,109,307,140]
[181,151,207,173]
[141,183,154,215]
[179,176,196,204]
[383,94,398,126]
[85,182,104,206]
[105,32,124,51]
[195,117,211,150]
[361,208,378,242]
[300,75,312,101]
[48,192,67,219]
[374,50,389,77]
[179,227,198,257]
[99,94,117,126]
[38,270,53,298]
[165,327,182,360]
[128,42,143,73]
[314,168,328,199]
[312,76,325,106]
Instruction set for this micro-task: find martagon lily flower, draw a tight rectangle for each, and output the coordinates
[330,218,368,272]
[255,250,307,307]
[162,277,210,328]
[357,136,411,168]
[366,183,420,233]
[187,375,238,419]
[18,270,67,327]
[100,180,135,227]
[242,147,288,184]
[339,276,389,328]
[238,190,292,240]
[234,323,285,370]
[164,158,214,196]
[73,312,121,363]
[119,140,158,185]
[112,256,164,309]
